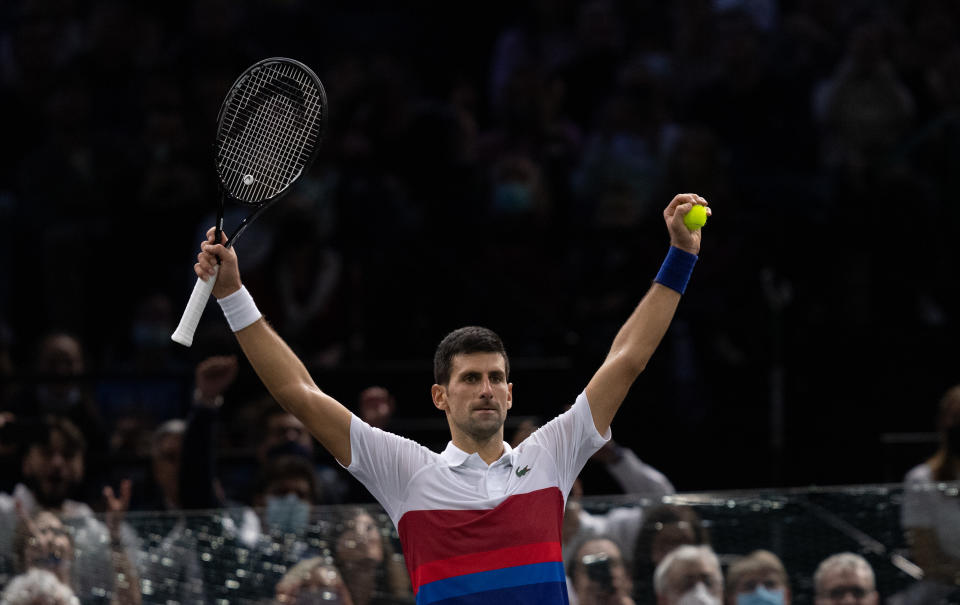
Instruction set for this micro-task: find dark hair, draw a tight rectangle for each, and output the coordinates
[632,504,710,593]
[19,415,86,460]
[433,326,509,385]
[930,384,960,481]
[254,455,319,503]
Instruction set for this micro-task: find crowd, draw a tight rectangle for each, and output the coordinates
[1,0,960,603]
[0,361,957,603]
[1,1,958,486]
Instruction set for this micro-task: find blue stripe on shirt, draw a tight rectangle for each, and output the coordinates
[417,561,566,604]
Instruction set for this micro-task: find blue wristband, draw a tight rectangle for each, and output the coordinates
[654,246,697,294]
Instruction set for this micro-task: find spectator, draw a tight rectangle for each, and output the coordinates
[0,568,79,605]
[259,405,349,504]
[7,332,109,472]
[653,544,724,605]
[724,550,791,605]
[899,384,960,603]
[274,557,354,605]
[0,416,139,604]
[633,504,711,603]
[812,553,878,605]
[357,386,397,431]
[564,441,676,557]
[253,455,320,539]
[334,508,412,605]
[10,495,140,605]
[568,536,636,605]
[813,21,915,180]
[141,418,185,511]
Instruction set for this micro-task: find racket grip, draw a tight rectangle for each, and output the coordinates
[171,266,219,347]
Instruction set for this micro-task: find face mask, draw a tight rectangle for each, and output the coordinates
[492,182,533,213]
[36,384,82,412]
[737,587,785,605]
[677,582,721,605]
[265,440,313,461]
[265,493,310,536]
[131,322,171,349]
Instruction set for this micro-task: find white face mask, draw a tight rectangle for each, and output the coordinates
[676,582,721,605]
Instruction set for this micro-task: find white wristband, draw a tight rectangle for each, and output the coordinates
[217,286,262,332]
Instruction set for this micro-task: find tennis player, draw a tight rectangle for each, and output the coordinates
[193,193,709,604]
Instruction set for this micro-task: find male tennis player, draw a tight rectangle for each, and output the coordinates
[193,193,709,604]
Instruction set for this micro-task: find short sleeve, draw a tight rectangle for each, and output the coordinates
[344,415,439,522]
[525,391,610,498]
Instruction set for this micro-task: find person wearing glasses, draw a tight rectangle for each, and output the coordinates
[812,553,878,605]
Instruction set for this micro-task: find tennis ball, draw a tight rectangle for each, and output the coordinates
[683,204,707,230]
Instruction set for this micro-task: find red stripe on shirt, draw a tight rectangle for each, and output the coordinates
[412,541,562,593]
[397,487,565,591]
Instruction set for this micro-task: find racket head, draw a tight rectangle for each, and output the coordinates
[214,57,328,207]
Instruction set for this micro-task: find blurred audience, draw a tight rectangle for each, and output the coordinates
[0,568,79,605]
[274,557,354,605]
[0,416,139,603]
[812,553,878,605]
[724,550,791,605]
[1,1,959,603]
[653,544,724,605]
[334,508,412,605]
[568,535,636,605]
[633,504,711,604]
[900,384,960,603]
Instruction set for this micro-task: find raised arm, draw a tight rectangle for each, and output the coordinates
[195,229,354,465]
[585,193,709,434]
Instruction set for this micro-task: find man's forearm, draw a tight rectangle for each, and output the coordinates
[236,319,316,411]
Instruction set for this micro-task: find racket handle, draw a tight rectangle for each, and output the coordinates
[171,266,219,347]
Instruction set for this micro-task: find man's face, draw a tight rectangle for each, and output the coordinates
[336,511,383,567]
[358,387,394,429]
[815,567,877,605]
[660,557,723,605]
[572,538,633,605]
[729,569,789,605]
[35,335,84,409]
[651,521,697,565]
[262,413,314,458]
[432,353,512,444]
[22,511,73,584]
[22,430,84,508]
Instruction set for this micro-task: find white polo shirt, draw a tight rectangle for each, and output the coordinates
[346,391,609,604]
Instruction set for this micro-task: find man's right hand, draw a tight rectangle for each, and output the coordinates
[195,227,242,299]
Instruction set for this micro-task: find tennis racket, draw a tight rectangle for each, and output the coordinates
[171,57,328,347]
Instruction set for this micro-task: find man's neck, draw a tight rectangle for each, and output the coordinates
[452,433,506,465]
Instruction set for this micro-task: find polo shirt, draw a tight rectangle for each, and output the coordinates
[347,391,610,604]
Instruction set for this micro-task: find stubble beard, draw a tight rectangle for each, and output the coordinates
[457,412,504,443]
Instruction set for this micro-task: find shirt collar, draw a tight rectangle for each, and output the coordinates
[441,440,514,468]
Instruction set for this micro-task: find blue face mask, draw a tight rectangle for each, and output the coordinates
[265,493,311,536]
[737,587,785,605]
[492,182,533,213]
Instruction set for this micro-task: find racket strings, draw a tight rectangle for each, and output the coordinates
[220,65,321,184]
[217,62,324,203]
[221,81,318,198]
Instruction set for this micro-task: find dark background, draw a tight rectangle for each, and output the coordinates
[1,0,957,495]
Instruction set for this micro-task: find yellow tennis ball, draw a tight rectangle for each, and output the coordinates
[683,204,707,230]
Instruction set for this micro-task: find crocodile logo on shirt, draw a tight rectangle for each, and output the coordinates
[516,465,531,477]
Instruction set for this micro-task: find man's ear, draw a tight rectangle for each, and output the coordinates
[507,382,513,410]
[431,384,447,411]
